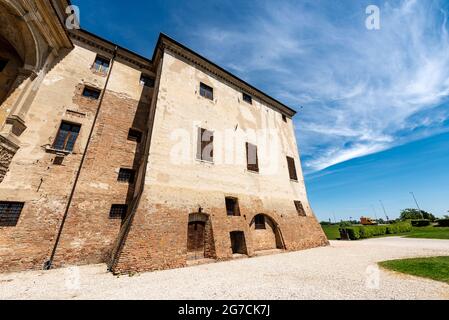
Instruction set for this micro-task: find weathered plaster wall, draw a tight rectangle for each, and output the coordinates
[0,40,153,273]
[113,51,328,273]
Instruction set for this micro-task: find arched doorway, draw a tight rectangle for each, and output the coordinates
[187,213,216,261]
[250,214,285,252]
[0,35,23,115]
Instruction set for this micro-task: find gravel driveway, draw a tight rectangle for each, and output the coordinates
[1,237,448,300]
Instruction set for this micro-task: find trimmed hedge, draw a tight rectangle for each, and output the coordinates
[411,219,431,227]
[437,219,449,227]
[340,222,412,240]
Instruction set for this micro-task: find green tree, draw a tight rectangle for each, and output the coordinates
[400,208,436,221]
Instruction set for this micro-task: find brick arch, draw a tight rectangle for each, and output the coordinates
[249,213,285,251]
[0,1,41,71]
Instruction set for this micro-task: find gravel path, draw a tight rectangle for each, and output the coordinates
[1,237,449,300]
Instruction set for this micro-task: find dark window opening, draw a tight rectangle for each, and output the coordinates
[200,82,213,100]
[230,231,247,255]
[0,202,24,227]
[282,114,287,122]
[225,197,240,216]
[140,74,155,87]
[109,204,127,219]
[0,58,8,72]
[295,201,306,217]
[82,87,101,100]
[53,121,81,152]
[118,168,135,184]
[246,142,259,173]
[287,156,298,181]
[93,55,110,74]
[254,214,266,229]
[127,128,142,143]
[197,128,214,162]
[242,93,252,104]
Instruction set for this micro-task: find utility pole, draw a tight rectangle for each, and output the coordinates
[379,200,389,221]
[410,192,424,219]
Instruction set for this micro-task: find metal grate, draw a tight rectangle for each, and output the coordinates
[118,168,135,183]
[109,204,127,219]
[0,202,24,227]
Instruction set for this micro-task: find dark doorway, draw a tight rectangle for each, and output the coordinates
[230,231,247,255]
[187,221,206,260]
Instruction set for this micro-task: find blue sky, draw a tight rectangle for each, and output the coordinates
[72,0,449,220]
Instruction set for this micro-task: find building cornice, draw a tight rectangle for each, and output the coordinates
[155,34,297,118]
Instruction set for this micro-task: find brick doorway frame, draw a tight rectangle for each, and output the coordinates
[187,212,216,261]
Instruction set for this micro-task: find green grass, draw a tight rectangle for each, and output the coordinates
[321,225,449,240]
[403,226,449,239]
[321,225,341,240]
[379,256,449,284]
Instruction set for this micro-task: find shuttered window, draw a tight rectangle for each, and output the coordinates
[225,197,240,216]
[294,201,306,216]
[53,122,81,152]
[246,143,259,173]
[287,156,298,181]
[200,83,213,100]
[93,55,110,74]
[197,128,214,162]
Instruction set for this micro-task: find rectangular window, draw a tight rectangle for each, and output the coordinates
[127,128,142,143]
[242,93,252,104]
[93,55,110,74]
[140,74,155,87]
[197,128,214,162]
[200,82,213,100]
[82,87,101,100]
[0,58,8,72]
[109,204,127,219]
[287,156,298,181]
[294,201,306,216]
[0,202,24,227]
[53,121,81,152]
[255,215,266,229]
[118,168,135,184]
[246,142,259,173]
[225,197,240,216]
[282,114,287,122]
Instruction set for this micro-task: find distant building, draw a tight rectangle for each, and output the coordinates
[0,0,328,274]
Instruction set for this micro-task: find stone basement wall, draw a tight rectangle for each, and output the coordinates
[112,187,329,274]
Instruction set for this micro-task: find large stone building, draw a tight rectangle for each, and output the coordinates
[0,0,328,274]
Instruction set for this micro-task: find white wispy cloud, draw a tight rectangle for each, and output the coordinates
[183,0,449,172]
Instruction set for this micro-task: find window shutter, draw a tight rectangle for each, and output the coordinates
[287,156,298,181]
